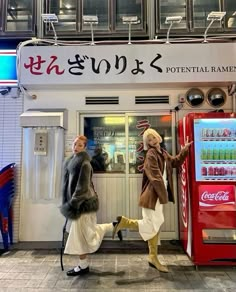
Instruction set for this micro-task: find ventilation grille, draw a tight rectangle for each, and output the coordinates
[86,96,119,105]
[135,96,169,104]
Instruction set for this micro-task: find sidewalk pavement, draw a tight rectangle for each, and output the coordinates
[0,240,235,291]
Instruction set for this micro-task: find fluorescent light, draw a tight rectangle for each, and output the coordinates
[104,117,133,125]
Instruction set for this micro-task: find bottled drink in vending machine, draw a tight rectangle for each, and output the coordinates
[225,145,231,160]
[232,167,236,176]
[231,148,236,160]
[219,145,225,160]
[201,148,207,160]
[201,166,207,176]
[208,166,214,176]
[207,148,213,160]
[213,148,219,160]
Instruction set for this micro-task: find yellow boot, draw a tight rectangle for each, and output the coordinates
[148,234,168,273]
[112,216,138,239]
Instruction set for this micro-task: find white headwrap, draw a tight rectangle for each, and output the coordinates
[143,128,163,150]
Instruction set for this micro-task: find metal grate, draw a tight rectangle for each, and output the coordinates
[85,96,119,105]
[135,96,169,104]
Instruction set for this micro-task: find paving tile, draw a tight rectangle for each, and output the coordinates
[184,271,202,280]
[226,270,236,281]
[8,279,29,288]
[26,279,43,288]
[39,279,57,288]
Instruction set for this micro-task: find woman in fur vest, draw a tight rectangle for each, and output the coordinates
[60,135,121,276]
[113,128,192,273]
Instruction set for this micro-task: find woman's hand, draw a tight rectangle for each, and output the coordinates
[184,136,193,148]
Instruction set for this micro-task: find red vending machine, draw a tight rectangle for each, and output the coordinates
[177,112,236,266]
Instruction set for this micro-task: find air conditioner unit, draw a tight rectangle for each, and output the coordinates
[20,109,68,129]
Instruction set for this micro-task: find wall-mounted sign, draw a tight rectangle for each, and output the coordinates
[19,43,236,86]
[0,50,17,86]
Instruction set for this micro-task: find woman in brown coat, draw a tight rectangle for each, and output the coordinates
[113,128,192,273]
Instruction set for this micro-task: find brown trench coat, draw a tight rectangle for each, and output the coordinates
[139,146,189,210]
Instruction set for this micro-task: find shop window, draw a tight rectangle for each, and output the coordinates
[45,0,146,37]
[84,116,126,173]
[192,0,221,29]
[225,0,236,29]
[6,0,35,32]
[48,0,78,32]
[82,0,109,31]
[206,88,226,108]
[157,0,187,30]
[83,114,172,174]
[115,0,144,31]
[128,115,172,174]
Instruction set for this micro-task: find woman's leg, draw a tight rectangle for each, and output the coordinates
[67,254,90,276]
[147,232,168,273]
[112,216,139,239]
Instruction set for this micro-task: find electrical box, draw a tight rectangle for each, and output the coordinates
[34,130,48,155]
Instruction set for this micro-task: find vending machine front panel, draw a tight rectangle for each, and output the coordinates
[193,118,236,182]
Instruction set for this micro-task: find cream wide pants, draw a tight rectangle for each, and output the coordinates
[64,212,113,255]
[138,199,164,242]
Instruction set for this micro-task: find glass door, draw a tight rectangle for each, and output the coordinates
[79,111,177,240]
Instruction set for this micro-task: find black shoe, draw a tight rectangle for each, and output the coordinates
[66,266,89,276]
[113,221,123,241]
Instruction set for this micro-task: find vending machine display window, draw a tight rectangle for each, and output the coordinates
[194,118,236,181]
[202,229,236,244]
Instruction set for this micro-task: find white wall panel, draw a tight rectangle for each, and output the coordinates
[93,174,126,224]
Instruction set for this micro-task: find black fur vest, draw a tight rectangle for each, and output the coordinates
[60,151,99,220]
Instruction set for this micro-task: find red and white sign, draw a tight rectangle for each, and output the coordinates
[199,185,235,211]
[19,43,236,86]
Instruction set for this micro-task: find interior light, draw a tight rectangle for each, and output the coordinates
[104,117,133,125]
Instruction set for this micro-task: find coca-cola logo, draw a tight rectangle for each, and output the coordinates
[199,185,235,209]
[201,191,230,202]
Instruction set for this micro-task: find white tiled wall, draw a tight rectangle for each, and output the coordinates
[0,89,23,244]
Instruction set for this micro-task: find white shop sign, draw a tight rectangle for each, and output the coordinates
[19,43,236,85]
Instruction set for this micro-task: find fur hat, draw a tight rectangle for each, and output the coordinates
[143,128,163,150]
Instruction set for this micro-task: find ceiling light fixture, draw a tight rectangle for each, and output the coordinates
[203,11,226,43]
[41,14,58,45]
[83,15,98,45]
[165,16,182,44]
[122,16,140,45]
